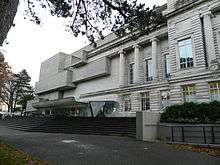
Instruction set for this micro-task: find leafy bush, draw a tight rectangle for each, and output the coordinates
[160,101,220,124]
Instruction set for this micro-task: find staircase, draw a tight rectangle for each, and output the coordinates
[0,117,136,137]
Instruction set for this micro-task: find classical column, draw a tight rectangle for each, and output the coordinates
[133,44,140,84]
[151,38,159,80]
[202,11,216,65]
[119,50,125,86]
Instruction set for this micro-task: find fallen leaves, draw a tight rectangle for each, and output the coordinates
[170,143,220,157]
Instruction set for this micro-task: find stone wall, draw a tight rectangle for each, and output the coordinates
[0,0,19,45]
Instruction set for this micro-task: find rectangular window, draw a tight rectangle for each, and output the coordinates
[217,31,220,56]
[178,38,193,69]
[209,82,220,101]
[182,84,196,102]
[164,54,171,78]
[129,63,134,84]
[161,91,170,110]
[141,92,150,111]
[145,59,153,81]
[124,96,131,111]
[58,91,64,99]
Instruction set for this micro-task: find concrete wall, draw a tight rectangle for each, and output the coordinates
[63,56,120,101]
[72,57,110,83]
[38,91,59,100]
[36,52,76,94]
[36,70,74,94]
[136,111,161,141]
[39,53,69,81]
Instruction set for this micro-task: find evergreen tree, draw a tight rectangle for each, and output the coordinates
[0,69,34,114]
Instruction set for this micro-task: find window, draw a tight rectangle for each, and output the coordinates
[124,96,131,111]
[145,59,153,81]
[129,63,134,84]
[164,54,171,78]
[161,91,170,110]
[58,91,64,99]
[141,92,150,111]
[217,31,220,56]
[182,84,196,102]
[209,82,220,101]
[178,38,193,69]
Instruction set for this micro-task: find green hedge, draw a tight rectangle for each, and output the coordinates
[160,101,220,124]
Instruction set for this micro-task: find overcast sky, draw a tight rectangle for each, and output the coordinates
[0,0,166,86]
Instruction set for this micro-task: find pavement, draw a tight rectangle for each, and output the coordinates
[0,126,219,165]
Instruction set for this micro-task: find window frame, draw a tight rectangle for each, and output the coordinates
[178,38,193,69]
[209,81,220,102]
[182,84,196,103]
[164,54,171,78]
[176,35,196,70]
[160,90,170,110]
[145,58,153,82]
[140,92,150,111]
[124,95,131,112]
[217,30,220,56]
[128,63,134,84]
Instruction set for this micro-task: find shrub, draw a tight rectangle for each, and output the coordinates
[160,101,220,124]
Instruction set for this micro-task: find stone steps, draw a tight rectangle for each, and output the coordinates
[0,117,136,137]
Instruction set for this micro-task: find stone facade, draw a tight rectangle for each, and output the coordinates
[35,0,220,116]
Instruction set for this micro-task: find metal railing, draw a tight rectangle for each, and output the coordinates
[159,124,220,145]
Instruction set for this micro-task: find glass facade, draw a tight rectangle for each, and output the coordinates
[209,82,220,101]
[90,101,120,117]
[178,38,193,69]
[182,84,196,102]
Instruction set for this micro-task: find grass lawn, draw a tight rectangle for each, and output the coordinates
[0,140,48,165]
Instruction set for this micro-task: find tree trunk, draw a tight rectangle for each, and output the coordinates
[0,0,19,45]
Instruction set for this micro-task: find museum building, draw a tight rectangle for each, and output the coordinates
[32,0,220,117]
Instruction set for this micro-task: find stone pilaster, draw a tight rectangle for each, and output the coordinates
[201,11,216,65]
[151,38,159,80]
[119,50,125,86]
[133,44,140,84]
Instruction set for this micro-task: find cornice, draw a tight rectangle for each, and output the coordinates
[80,71,220,98]
[87,25,168,59]
[165,0,210,18]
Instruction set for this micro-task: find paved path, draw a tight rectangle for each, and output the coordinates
[0,126,219,165]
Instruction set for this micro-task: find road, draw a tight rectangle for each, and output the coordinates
[0,126,219,165]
